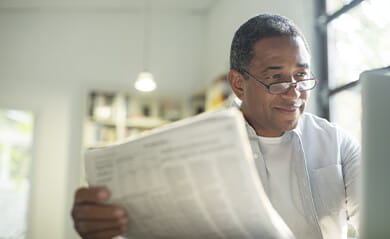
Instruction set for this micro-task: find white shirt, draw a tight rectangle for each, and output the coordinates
[244,112,360,239]
[258,132,318,238]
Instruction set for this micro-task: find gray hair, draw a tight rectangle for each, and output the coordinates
[230,13,310,74]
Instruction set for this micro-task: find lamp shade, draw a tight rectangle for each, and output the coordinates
[135,71,156,92]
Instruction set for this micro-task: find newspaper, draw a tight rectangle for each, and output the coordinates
[85,108,294,239]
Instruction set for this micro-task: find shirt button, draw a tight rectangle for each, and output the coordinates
[253,153,259,159]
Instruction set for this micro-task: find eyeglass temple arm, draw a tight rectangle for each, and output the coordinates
[242,70,271,90]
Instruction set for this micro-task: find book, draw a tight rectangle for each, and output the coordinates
[85,107,294,239]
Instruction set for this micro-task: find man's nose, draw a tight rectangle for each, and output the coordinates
[283,82,301,99]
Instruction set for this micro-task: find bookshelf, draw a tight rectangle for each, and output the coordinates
[83,91,190,148]
[83,76,233,148]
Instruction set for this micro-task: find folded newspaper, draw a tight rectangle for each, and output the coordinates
[85,107,294,239]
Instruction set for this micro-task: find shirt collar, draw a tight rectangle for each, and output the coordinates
[232,97,304,138]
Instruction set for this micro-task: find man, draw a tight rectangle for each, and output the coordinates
[72,14,360,239]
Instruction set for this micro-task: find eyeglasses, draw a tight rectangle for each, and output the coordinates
[242,70,318,95]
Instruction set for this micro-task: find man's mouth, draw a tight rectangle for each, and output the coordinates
[274,106,299,113]
[274,100,303,114]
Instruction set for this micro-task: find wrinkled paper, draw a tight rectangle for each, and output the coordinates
[85,108,294,239]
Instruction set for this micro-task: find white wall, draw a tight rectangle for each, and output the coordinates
[0,1,317,238]
[0,81,75,238]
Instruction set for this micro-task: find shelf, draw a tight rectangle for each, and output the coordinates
[126,117,168,129]
[83,76,233,148]
[84,91,191,148]
[88,118,117,126]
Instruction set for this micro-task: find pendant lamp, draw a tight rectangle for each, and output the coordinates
[135,1,156,92]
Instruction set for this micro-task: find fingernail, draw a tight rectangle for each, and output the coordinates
[98,190,108,199]
[121,225,128,232]
[114,208,125,217]
[119,217,128,224]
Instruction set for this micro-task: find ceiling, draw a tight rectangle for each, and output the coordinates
[0,0,221,96]
[0,0,219,12]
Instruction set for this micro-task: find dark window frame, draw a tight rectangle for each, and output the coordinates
[316,0,365,119]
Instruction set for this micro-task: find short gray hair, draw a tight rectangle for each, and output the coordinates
[230,13,310,74]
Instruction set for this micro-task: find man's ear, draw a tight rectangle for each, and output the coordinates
[228,69,245,100]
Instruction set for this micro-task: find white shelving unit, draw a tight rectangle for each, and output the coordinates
[82,78,233,148]
[83,91,189,148]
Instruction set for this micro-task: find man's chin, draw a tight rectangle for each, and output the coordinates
[280,117,300,132]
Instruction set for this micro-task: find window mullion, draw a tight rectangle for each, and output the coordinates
[324,0,366,24]
[316,0,330,119]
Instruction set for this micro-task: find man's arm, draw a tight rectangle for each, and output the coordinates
[340,130,361,230]
[71,187,128,239]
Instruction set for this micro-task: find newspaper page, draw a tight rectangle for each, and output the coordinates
[85,108,294,239]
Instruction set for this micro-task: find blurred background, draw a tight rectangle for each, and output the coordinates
[0,0,389,238]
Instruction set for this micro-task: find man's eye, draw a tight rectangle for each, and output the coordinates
[295,72,309,79]
[270,74,282,80]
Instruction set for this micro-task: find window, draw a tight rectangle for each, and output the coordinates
[318,0,390,142]
[0,109,34,238]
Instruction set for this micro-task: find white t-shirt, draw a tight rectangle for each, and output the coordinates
[258,132,318,238]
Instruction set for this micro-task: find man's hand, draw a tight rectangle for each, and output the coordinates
[71,187,128,239]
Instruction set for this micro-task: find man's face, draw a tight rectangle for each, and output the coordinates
[229,36,311,137]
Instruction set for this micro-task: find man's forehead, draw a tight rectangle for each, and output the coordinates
[251,55,311,71]
[249,37,311,69]
[259,63,310,73]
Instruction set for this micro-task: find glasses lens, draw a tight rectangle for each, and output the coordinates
[269,79,317,94]
[269,83,291,94]
[297,79,317,90]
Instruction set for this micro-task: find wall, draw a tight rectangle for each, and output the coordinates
[0,81,74,238]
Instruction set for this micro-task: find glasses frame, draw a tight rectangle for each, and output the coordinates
[242,70,318,95]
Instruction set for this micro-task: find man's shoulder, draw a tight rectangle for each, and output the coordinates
[298,113,359,146]
[298,112,337,132]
